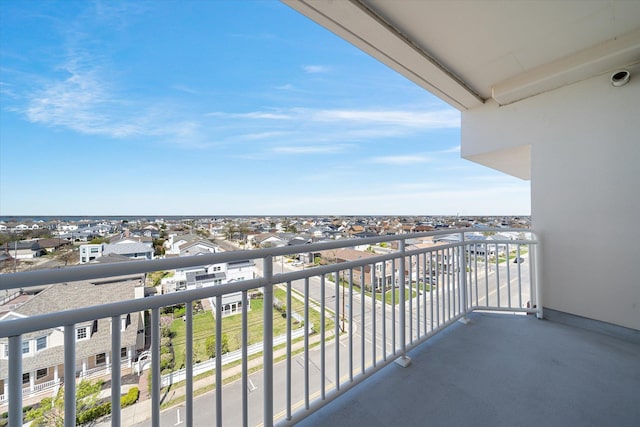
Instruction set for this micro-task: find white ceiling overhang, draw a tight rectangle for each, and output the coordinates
[282,0,484,110]
[284,0,640,109]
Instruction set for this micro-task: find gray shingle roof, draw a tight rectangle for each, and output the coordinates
[103,242,153,255]
[0,275,144,377]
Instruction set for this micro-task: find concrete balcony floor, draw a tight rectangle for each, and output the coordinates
[298,312,640,427]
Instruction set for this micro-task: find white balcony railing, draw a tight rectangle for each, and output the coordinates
[0,229,540,427]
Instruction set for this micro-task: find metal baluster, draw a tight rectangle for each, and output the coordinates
[435,251,440,327]
[474,244,479,307]
[111,315,121,427]
[320,274,325,399]
[371,263,376,367]
[286,281,292,419]
[304,278,309,409]
[395,240,410,367]
[408,254,413,344]
[360,266,365,374]
[8,336,22,427]
[216,295,222,427]
[495,243,500,307]
[242,291,248,427]
[391,260,395,354]
[517,244,522,307]
[382,260,387,360]
[484,244,489,307]
[186,303,194,427]
[334,271,340,390]
[349,268,354,381]
[150,309,160,427]
[263,256,273,426]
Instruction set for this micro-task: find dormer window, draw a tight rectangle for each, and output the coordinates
[36,336,47,351]
[76,327,89,341]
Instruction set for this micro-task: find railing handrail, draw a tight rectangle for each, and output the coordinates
[0,228,533,291]
[0,229,537,339]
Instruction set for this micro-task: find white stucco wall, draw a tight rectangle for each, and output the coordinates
[462,66,640,330]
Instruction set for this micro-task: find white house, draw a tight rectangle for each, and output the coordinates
[166,253,256,317]
[79,241,153,264]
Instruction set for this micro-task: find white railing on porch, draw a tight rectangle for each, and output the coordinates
[30,378,62,394]
[79,359,132,380]
[0,229,541,427]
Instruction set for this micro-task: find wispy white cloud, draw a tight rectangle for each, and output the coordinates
[274,83,295,91]
[438,145,460,154]
[171,84,198,94]
[272,144,351,154]
[311,109,459,128]
[209,107,458,128]
[368,155,432,165]
[208,111,293,120]
[241,131,289,140]
[22,59,212,143]
[303,65,330,74]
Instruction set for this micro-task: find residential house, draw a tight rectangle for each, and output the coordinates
[164,240,255,317]
[323,248,395,291]
[79,241,153,264]
[2,241,46,260]
[179,239,220,257]
[0,275,145,399]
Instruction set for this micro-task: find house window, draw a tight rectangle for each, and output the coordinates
[77,327,88,340]
[121,347,127,358]
[3,344,8,358]
[22,340,30,355]
[36,368,48,380]
[96,353,106,365]
[90,247,99,253]
[36,336,47,351]
[22,373,30,384]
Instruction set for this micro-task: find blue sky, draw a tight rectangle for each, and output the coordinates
[0,1,530,216]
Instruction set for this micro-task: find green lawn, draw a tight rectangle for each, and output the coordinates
[499,248,529,264]
[375,287,418,304]
[274,287,333,332]
[169,297,290,370]
[331,277,418,305]
[170,311,215,369]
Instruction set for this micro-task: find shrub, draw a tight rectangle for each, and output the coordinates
[76,402,110,425]
[121,387,139,407]
[205,335,216,359]
[160,352,174,372]
[161,326,174,338]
